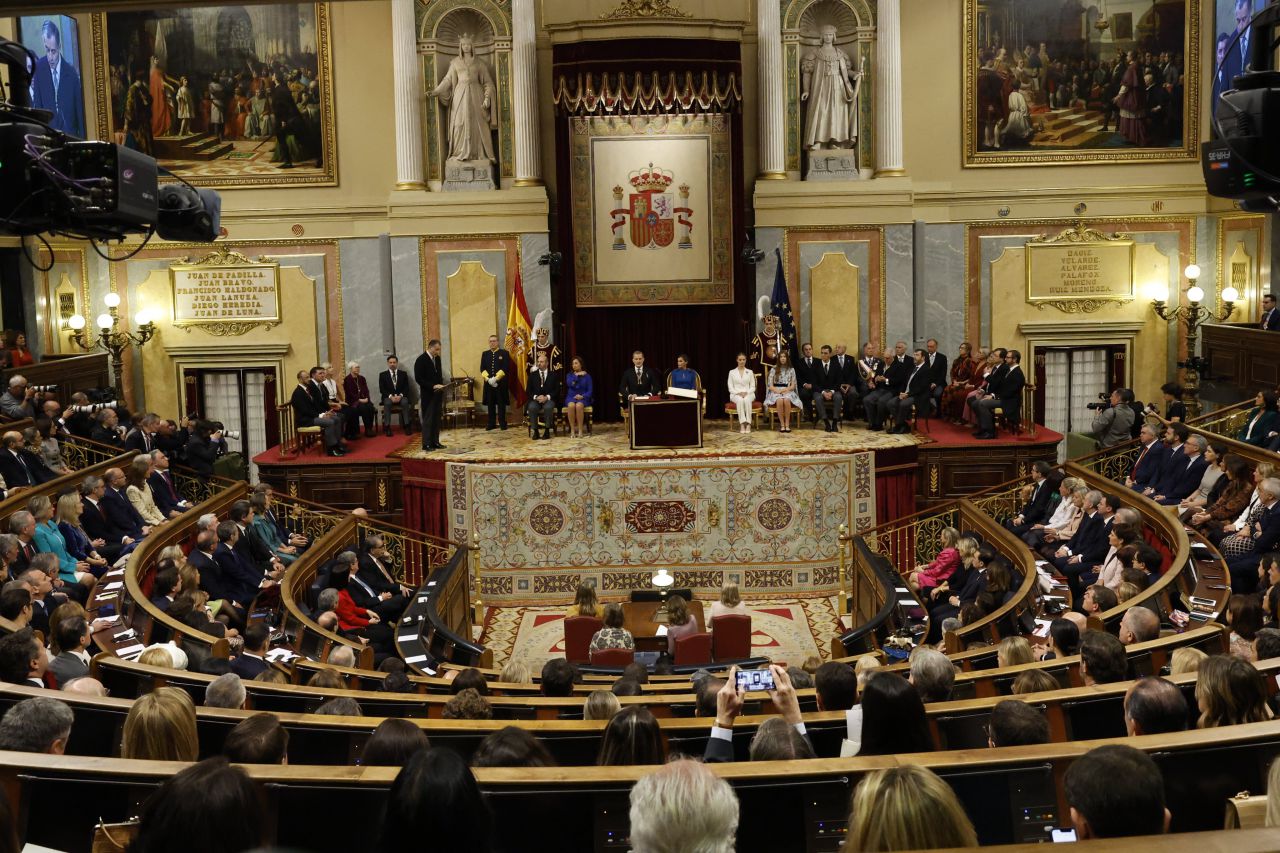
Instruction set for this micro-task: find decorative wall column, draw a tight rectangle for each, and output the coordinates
[512,0,542,186]
[874,0,905,177]
[757,0,786,179]
[392,0,426,190]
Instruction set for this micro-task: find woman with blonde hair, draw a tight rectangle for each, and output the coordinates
[55,492,109,577]
[499,660,531,684]
[908,527,962,593]
[996,636,1034,668]
[122,686,199,762]
[138,647,174,668]
[854,654,881,697]
[565,583,598,619]
[583,689,621,722]
[709,582,748,624]
[1168,646,1207,675]
[29,494,96,594]
[843,764,978,851]
[1195,654,1274,728]
[663,594,698,655]
[125,455,166,526]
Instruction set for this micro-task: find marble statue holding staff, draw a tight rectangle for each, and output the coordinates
[429,32,496,164]
[800,25,863,150]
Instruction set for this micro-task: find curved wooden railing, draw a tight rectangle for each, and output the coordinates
[278,515,374,668]
[1188,397,1257,441]
[121,482,246,659]
[942,499,1042,653]
[1063,461,1197,628]
[0,446,132,521]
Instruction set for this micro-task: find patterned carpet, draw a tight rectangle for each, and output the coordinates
[397,420,918,463]
[480,595,845,671]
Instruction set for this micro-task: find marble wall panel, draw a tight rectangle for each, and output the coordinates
[921,223,966,354]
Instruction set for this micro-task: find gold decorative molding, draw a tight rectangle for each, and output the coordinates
[1027,221,1130,246]
[178,320,280,337]
[1031,297,1134,314]
[601,0,691,19]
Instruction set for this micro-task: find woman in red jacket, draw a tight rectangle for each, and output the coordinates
[7,332,34,368]
[330,562,393,656]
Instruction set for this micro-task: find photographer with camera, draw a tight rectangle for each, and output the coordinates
[186,420,228,478]
[1089,388,1137,449]
[0,376,37,421]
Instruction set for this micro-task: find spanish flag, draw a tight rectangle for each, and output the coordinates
[504,271,533,406]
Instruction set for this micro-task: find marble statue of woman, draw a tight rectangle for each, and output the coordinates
[429,33,496,164]
[800,25,863,150]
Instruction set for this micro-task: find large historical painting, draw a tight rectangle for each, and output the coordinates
[91,3,336,188]
[963,0,1199,167]
[14,15,87,140]
[570,114,733,308]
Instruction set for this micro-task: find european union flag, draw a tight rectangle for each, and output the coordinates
[771,247,797,359]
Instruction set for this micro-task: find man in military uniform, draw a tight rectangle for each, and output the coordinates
[479,334,511,430]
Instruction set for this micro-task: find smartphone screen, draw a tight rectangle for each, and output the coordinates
[1050,828,1077,843]
[736,669,775,692]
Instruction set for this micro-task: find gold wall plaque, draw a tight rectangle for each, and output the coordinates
[1025,224,1135,312]
[170,248,282,335]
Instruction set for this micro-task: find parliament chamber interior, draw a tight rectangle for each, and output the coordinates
[1,0,1280,850]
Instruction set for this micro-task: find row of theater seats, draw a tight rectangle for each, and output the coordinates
[2,656,1279,850]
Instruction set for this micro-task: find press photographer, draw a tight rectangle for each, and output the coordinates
[0,375,55,421]
[1088,388,1137,449]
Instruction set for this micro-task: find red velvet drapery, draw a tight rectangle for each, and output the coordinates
[401,457,449,540]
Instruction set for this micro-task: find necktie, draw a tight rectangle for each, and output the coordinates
[540,371,546,387]
[162,471,176,500]
[15,452,33,485]
[52,62,59,101]
[1132,443,1150,477]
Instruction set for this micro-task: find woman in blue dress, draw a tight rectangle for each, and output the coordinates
[670,354,697,391]
[564,355,593,438]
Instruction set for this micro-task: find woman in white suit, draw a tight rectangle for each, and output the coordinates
[728,352,756,434]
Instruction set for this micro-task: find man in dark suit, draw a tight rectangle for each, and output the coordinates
[618,350,658,405]
[1152,434,1210,506]
[812,346,844,433]
[1260,293,1279,331]
[290,369,343,456]
[230,624,270,680]
[832,345,858,422]
[525,353,560,439]
[974,350,1025,439]
[1222,0,1254,92]
[924,339,948,415]
[794,343,819,423]
[1125,424,1169,492]
[1051,490,1112,598]
[872,344,912,431]
[47,616,91,688]
[100,468,150,542]
[479,335,512,431]
[229,500,281,577]
[214,522,265,609]
[377,355,414,436]
[414,339,446,451]
[123,414,158,455]
[147,451,188,519]
[0,431,53,489]
[187,530,223,596]
[1145,422,1190,499]
[28,20,85,138]
[1006,461,1057,536]
[889,349,931,434]
[79,475,129,562]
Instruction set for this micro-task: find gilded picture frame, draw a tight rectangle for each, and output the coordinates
[962,0,1200,167]
[90,2,337,188]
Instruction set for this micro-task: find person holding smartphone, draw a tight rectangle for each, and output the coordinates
[703,665,809,763]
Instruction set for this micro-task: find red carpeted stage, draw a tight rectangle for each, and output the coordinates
[253,418,1063,531]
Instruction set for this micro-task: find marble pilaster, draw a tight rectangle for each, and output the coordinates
[392,0,426,190]
[883,223,913,345]
[874,0,904,176]
[757,0,786,179]
[512,0,542,186]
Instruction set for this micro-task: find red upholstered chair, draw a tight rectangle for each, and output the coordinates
[590,648,635,666]
[711,615,752,661]
[564,616,602,664]
[674,631,713,666]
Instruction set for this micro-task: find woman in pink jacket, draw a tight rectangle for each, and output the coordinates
[908,527,962,593]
